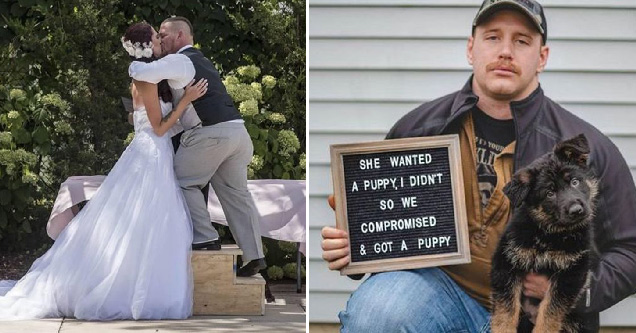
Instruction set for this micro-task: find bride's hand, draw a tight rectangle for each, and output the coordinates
[183,78,208,103]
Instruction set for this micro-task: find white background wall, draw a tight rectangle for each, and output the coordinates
[307,0,636,325]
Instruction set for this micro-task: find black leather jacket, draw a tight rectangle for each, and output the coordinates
[386,77,636,331]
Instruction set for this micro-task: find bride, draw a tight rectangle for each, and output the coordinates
[0,22,207,320]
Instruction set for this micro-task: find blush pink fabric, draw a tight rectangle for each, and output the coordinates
[47,176,307,255]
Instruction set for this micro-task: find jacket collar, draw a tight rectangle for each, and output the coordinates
[445,75,545,140]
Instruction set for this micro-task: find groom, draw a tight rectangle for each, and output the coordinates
[128,16,266,277]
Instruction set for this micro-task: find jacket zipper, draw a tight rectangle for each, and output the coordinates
[473,107,518,246]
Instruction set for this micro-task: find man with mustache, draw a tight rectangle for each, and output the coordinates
[321,0,636,332]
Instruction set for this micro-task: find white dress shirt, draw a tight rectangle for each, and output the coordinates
[128,45,195,89]
[128,45,242,130]
[129,45,200,130]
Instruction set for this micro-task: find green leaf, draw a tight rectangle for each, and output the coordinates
[12,128,31,144]
[14,198,26,210]
[10,3,27,17]
[36,141,51,155]
[33,108,49,122]
[282,172,290,179]
[246,123,259,139]
[141,7,151,17]
[32,126,49,144]
[13,186,29,203]
[0,210,7,228]
[273,164,282,177]
[259,129,268,140]
[170,0,181,7]
[18,0,36,7]
[271,139,279,155]
[22,220,32,233]
[183,0,196,9]
[264,152,273,163]
[0,190,10,205]
[254,141,267,157]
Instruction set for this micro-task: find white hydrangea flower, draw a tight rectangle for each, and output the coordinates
[7,110,20,119]
[299,153,306,169]
[250,155,264,171]
[9,89,26,101]
[267,112,286,124]
[237,65,261,81]
[227,84,262,103]
[0,131,12,147]
[22,172,38,186]
[262,75,276,89]
[53,120,73,135]
[277,130,300,157]
[124,131,135,146]
[250,82,262,97]
[238,99,259,117]
[223,75,240,86]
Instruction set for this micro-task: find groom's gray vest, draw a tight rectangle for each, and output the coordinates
[181,47,242,126]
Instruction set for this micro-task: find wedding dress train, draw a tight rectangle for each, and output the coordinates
[0,101,193,320]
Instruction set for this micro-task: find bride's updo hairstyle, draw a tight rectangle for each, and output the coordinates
[122,22,172,103]
[122,23,154,62]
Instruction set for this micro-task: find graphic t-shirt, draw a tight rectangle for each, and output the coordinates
[472,107,515,208]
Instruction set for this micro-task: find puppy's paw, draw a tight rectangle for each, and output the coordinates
[491,310,519,333]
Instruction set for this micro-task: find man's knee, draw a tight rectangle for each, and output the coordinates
[339,270,445,331]
[340,296,412,332]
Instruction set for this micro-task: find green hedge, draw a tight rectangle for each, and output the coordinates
[0,0,305,281]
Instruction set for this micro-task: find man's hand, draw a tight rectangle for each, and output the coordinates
[182,78,208,103]
[327,194,336,210]
[523,273,550,299]
[322,227,350,270]
[321,194,350,270]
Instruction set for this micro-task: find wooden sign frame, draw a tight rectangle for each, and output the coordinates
[330,135,470,275]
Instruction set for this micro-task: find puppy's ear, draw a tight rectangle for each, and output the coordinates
[554,134,590,167]
[504,168,533,207]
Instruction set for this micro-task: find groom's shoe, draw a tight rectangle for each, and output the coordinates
[237,258,267,277]
[192,238,221,251]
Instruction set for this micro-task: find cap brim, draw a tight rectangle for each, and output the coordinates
[473,1,544,35]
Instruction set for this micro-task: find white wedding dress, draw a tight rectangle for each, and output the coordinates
[0,100,193,320]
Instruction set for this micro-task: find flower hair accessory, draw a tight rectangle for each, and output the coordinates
[121,37,153,59]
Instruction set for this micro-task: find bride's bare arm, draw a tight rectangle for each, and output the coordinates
[133,79,208,136]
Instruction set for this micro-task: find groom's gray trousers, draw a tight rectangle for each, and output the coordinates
[174,122,264,261]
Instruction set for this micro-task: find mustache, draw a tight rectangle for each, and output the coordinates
[486,60,521,75]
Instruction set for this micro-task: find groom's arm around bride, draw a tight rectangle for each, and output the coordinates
[129,16,266,277]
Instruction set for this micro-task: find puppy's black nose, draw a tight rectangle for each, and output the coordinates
[568,204,584,216]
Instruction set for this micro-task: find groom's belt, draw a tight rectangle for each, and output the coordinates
[187,120,214,130]
[201,119,218,127]
[187,119,245,130]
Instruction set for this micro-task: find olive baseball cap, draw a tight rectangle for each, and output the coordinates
[472,0,548,44]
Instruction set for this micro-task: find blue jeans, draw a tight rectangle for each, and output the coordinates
[339,268,492,333]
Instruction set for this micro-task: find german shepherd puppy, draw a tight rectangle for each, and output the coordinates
[491,134,598,333]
